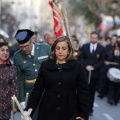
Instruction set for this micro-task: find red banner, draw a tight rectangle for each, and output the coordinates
[49,0,64,38]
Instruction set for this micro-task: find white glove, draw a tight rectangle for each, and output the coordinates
[21,108,32,120]
[20,102,25,110]
[76,116,85,120]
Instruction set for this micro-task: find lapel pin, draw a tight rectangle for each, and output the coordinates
[23,61,26,63]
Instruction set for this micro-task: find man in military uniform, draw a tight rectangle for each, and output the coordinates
[13,29,51,119]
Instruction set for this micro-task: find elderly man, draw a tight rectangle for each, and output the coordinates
[44,32,56,46]
[13,29,51,119]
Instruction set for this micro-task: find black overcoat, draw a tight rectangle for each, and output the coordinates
[25,59,89,120]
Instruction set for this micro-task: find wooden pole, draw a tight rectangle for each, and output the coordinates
[88,71,91,84]
[57,0,73,44]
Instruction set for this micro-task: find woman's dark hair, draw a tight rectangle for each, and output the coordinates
[0,42,8,48]
[72,38,79,45]
[51,36,74,60]
[113,41,120,50]
[110,41,120,55]
[105,37,111,41]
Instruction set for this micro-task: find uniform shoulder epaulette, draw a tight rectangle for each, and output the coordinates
[39,42,48,46]
[14,49,21,55]
[38,43,50,48]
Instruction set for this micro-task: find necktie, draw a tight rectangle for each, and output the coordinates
[92,45,95,54]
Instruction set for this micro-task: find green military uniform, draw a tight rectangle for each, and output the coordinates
[13,43,51,119]
[14,43,51,101]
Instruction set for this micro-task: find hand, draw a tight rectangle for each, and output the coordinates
[86,65,94,71]
[104,61,110,65]
[20,101,25,110]
[76,116,85,120]
[21,109,32,120]
[12,108,17,114]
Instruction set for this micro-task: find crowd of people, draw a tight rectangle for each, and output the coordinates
[79,33,120,115]
[78,33,120,105]
[0,29,120,120]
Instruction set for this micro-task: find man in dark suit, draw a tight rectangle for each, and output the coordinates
[79,31,105,116]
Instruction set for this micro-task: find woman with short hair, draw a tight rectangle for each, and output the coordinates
[25,36,89,120]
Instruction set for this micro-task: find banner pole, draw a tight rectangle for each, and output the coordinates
[57,0,73,44]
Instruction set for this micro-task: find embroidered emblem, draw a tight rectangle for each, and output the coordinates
[38,55,48,60]
[96,54,100,59]
[23,61,26,63]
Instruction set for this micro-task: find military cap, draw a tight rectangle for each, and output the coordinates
[15,29,34,44]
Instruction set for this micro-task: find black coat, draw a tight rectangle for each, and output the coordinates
[25,59,89,120]
[79,43,105,78]
[105,43,113,60]
[107,51,120,69]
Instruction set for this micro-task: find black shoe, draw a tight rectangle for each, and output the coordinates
[98,94,104,99]
[107,99,114,105]
[114,102,118,106]
[89,112,93,116]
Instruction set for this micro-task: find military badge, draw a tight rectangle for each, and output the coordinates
[96,54,100,59]
[23,61,26,63]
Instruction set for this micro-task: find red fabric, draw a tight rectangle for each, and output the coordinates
[49,1,64,38]
[6,60,11,65]
[0,60,11,66]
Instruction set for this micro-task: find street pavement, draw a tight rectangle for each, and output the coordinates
[10,92,120,120]
[89,92,120,120]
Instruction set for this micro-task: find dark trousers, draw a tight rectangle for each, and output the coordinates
[0,119,9,120]
[108,80,120,104]
[89,77,97,113]
[99,66,109,96]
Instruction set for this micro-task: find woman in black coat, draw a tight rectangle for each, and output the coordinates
[25,36,89,120]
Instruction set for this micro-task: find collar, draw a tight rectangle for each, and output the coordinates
[90,43,97,50]
[44,59,77,71]
[31,44,35,56]
[114,50,120,56]
[0,60,11,66]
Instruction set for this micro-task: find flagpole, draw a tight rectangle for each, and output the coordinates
[51,0,73,45]
[54,0,67,36]
[49,0,64,38]
[57,0,73,44]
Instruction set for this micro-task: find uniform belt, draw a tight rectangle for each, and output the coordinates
[25,79,36,84]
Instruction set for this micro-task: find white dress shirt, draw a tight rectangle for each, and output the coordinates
[114,50,120,56]
[31,44,35,56]
[90,43,97,53]
[28,44,35,58]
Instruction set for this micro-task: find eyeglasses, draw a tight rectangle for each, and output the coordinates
[19,42,31,49]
